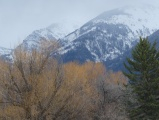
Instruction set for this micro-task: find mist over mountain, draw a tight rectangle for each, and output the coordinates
[19,22,81,50]
[1,5,159,71]
[0,47,12,61]
[58,5,159,70]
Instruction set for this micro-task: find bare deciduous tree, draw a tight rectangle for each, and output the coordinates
[92,71,129,120]
[0,40,87,120]
[0,40,129,120]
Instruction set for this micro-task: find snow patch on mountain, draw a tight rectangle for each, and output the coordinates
[59,5,159,64]
[21,22,82,50]
[0,47,12,55]
[93,5,159,38]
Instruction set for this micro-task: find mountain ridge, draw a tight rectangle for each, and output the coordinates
[58,5,159,70]
[2,5,159,71]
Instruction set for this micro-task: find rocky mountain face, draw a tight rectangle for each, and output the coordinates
[0,22,80,59]
[59,5,159,70]
[0,47,12,61]
[148,30,159,43]
[2,5,159,71]
[20,22,80,50]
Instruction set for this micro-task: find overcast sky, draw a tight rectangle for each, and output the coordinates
[0,0,159,48]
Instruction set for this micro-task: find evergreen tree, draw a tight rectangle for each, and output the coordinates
[123,37,159,120]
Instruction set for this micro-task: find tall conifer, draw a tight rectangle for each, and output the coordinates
[123,37,159,119]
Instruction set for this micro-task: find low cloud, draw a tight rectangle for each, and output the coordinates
[0,0,158,48]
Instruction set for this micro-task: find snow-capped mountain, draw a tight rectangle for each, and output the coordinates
[15,5,159,71]
[0,47,11,55]
[21,22,81,50]
[59,5,159,70]
[148,30,159,43]
[0,47,12,60]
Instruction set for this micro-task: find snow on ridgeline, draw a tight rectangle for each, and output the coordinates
[22,21,83,50]
[0,47,12,55]
[93,5,159,38]
[63,5,159,44]
[24,21,83,42]
[59,5,159,65]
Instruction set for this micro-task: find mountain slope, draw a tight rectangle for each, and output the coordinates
[59,5,159,70]
[0,47,12,60]
[15,5,159,71]
[148,30,159,43]
[21,22,80,50]
[0,47,11,55]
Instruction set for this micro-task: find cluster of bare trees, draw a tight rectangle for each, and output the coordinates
[0,41,128,120]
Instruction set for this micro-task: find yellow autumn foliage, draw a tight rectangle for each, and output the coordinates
[0,41,128,120]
